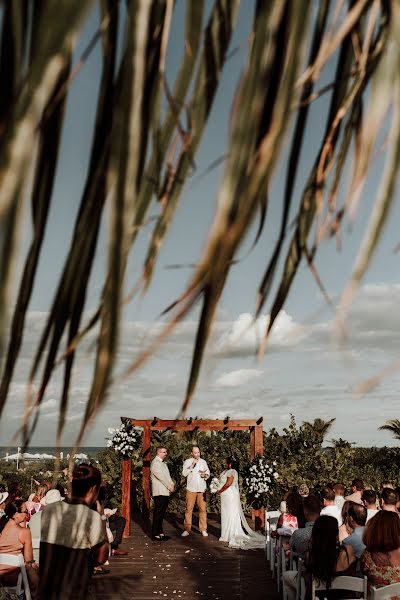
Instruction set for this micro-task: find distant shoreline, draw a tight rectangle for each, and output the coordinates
[0,446,105,460]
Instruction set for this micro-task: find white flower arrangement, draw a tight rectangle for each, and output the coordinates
[244,456,279,500]
[209,477,222,494]
[107,423,142,458]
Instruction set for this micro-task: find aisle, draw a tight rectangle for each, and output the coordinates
[91,514,280,599]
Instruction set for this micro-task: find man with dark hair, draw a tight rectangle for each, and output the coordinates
[39,464,109,600]
[283,495,321,599]
[343,503,367,558]
[362,490,379,522]
[290,494,321,558]
[345,478,364,505]
[151,447,175,541]
[320,486,342,525]
[380,487,399,513]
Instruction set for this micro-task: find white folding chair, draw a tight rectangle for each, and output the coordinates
[312,575,367,600]
[272,536,283,591]
[0,552,32,600]
[265,509,280,562]
[371,583,400,600]
[296,557,306,600]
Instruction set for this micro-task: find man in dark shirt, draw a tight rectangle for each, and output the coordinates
[39,464,109,600]
[290,494,321,558]
[283,495,321,600]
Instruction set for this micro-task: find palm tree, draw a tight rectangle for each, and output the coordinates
[302,418,336,441]
[0,1,399,447]
[378,420,400,441]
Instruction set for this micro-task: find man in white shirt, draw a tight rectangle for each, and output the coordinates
[333,482,345,511]
[362,489,379,522]
[181,446,210,538]
[320,486,342,525]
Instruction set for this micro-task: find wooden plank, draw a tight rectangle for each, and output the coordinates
[121,459,131,537]
[92,514,280,600]
[142,426,151,519]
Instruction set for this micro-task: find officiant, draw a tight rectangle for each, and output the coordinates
[181,446,210,538]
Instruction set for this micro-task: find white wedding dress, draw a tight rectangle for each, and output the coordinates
[219,469,265,550]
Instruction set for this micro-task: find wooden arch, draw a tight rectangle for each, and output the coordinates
[121,417,264,537]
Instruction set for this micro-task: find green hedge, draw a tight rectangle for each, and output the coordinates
[1,417,399,514]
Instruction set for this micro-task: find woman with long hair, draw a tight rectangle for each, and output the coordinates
[361,510,400,588]
[339,500,356,542]
[306,515,356,599]
[216,456,264,549]
[0,499,39,599]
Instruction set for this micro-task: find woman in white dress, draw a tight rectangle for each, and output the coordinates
[216,456,264,549]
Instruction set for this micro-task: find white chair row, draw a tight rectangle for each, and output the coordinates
[371,582,400,600]
[0,552,32,600]
[312,575,367,600]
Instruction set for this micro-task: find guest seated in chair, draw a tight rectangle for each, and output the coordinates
[283,514,356,600]
[0,499,39,600]
[305,515,356,600]
[361,510,400,589]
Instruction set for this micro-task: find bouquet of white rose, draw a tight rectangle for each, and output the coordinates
[209,477,222,494]
[107,423,142,458]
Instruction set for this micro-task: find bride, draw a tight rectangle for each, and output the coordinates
[216,456,264,549]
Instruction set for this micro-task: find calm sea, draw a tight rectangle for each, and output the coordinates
[0,447,105,460]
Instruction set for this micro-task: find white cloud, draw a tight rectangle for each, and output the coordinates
[214,310,305,356]
[213,368,264,388]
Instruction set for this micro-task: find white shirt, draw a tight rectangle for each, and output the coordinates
[366,508,379,522]
[182,457,210,492]
[321,504,343,526]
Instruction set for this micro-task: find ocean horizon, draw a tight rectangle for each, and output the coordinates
[0,446,105,460]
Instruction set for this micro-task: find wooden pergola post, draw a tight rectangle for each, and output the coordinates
[142,425,151,520]
[121,458,131,537]
[120,417,264,537]
[250,424,264,530]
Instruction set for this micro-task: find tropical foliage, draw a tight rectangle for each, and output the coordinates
[1,416,400,514]
[0,1,400,446]
[379,419,400,441]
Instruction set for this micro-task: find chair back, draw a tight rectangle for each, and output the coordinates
[371,583,400,600]
[0,552,32,600]
[296,557,306,600]
[312,575,367,600]
[265,510,280,561]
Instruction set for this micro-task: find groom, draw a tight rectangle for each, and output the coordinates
[182,446,210,537]
[150,447,175,541]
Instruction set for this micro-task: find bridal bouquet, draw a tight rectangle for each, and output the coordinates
[107,423,142,458]
[244,456,279,507]
[209,477,222,494]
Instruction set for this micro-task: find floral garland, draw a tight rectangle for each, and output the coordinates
[244,456,279,506]
[107,423,142,458]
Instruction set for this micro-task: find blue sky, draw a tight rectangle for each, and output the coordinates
[2,2,400,448]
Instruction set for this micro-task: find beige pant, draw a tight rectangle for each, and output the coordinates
[184,491,207,532]
[283,570,298,600]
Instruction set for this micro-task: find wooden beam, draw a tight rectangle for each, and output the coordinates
[121,459,131,537]
[142,426,151,519]
[124,418,262,428]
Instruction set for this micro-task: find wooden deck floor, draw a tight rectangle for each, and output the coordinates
[92,514,280,600]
